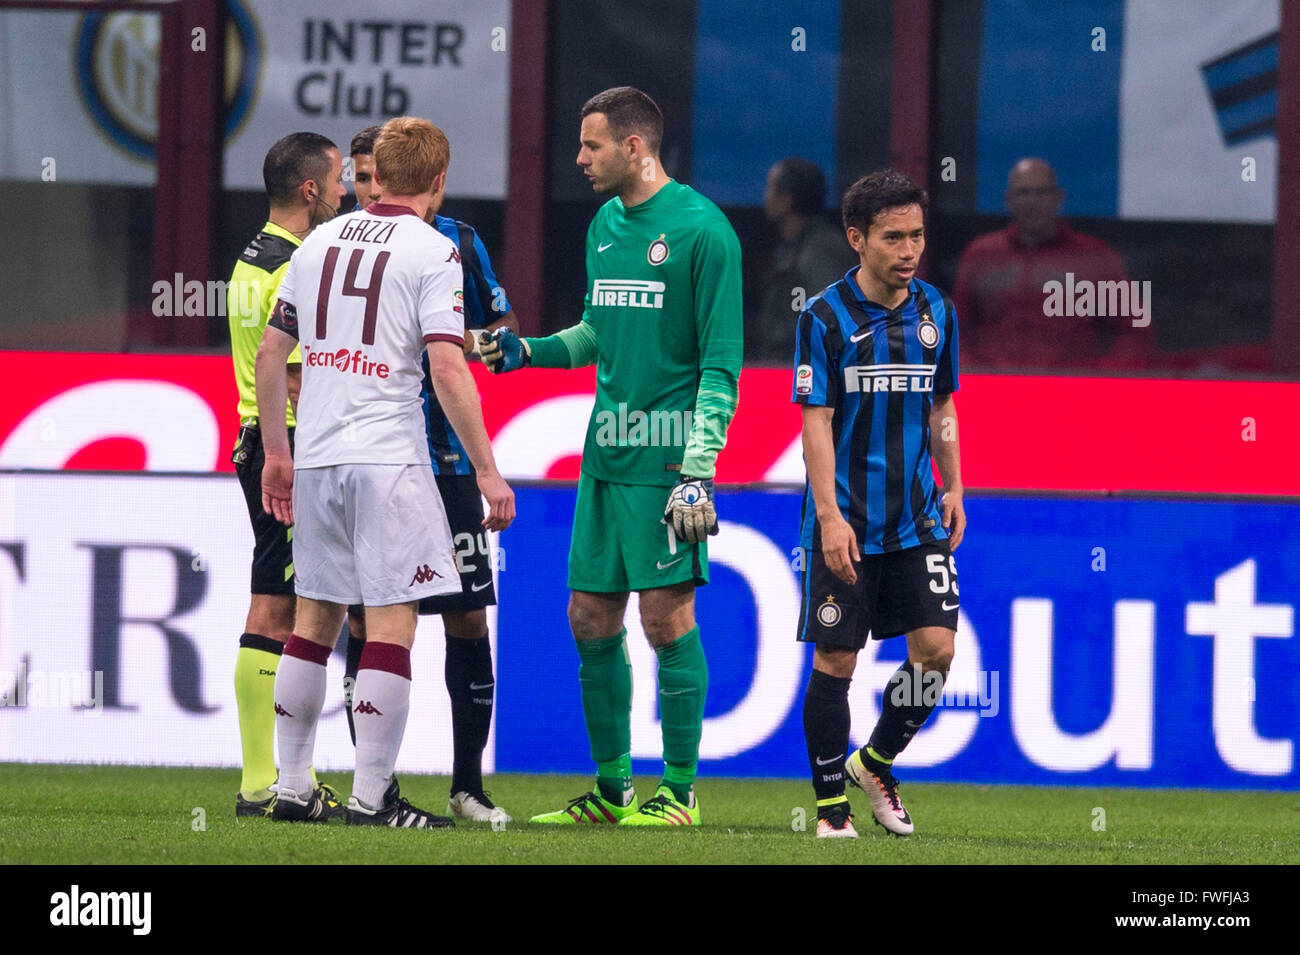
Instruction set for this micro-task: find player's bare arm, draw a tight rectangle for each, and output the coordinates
[802,404,859,584]
[254,319,298,526]
[426,339,515,531]
[285,362,302,417]
[930,392,965,550]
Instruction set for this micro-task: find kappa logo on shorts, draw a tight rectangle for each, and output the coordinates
[353,700,383,715]
[409,564,442,586]
[816,595,842,627]
[274,702,293,717]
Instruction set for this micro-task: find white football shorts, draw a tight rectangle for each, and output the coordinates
[292,463,461,606]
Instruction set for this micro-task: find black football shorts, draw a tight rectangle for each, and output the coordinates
[417,473,497,615]
[797,538,959,649]
[233,424,296,596]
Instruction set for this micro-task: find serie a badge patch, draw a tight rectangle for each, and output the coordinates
[817,596,842,627]
[917,319,940,348]
[647,234,669,265]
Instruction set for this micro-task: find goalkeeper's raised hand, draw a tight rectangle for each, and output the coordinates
[478,327,530,374]
[662,476,719,544]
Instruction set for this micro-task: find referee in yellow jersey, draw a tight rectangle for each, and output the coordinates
[227,132,347,818]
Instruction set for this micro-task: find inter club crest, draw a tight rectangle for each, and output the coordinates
[917,319,940,348]
[647,234,669,266]
[816,596,842,627]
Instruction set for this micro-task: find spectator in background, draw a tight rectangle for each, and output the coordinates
[953,157,1153,371]
[751,158,858,364]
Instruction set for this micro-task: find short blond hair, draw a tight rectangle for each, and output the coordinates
[374,117,450,197]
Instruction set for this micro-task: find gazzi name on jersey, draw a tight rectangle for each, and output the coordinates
[591,279,665,309]
[337,218,398,245]
[844,363,936,394]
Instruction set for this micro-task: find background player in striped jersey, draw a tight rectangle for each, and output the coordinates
[482,86,743,826]
[793,170,965,838]
[347,125,381,213]
[227,132,347,819]
[340,124,521,825]
[256,117,515,828]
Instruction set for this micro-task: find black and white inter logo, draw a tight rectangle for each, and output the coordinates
[917,319,939,348]
[647,233,669,266]
[817,596,842,627]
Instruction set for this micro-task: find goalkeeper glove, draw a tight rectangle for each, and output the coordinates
[479,327,530,374]
[662,476,719,545]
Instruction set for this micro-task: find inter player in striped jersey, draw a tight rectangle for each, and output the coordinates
[340,124,520,825]
[346,125,382,213]
[256,117,514,828]
[483,87,742,826]
[228,132,348,819]
[793,170,965,838]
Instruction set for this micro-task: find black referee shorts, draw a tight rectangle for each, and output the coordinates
[233,424,296,597]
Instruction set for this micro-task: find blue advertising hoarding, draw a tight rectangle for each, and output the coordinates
[496,486,1299,790]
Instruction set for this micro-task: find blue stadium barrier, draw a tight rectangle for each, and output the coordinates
[497,485,1300,789]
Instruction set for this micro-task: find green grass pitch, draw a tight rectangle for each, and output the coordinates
[1,764,1296,864]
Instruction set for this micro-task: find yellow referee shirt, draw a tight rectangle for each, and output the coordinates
[228,220,302,426]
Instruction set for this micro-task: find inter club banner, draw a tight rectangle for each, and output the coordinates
[0,351,1297,495]
[0,0,510,198]
[976,0,1279,223]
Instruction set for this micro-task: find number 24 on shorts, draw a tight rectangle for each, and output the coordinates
[453,531,500,574]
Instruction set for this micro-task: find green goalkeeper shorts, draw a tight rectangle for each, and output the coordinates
[568,472,709,593]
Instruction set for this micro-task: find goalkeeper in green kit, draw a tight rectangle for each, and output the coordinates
[481,87,742,826]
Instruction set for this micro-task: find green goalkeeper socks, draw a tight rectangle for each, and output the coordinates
[656,626,708,802]
[576,629,634,805]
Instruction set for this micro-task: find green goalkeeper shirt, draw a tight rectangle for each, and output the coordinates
[529,180,743,486]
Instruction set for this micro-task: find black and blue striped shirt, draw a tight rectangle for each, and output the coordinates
[792,268,959,553]
[421,214,512,476]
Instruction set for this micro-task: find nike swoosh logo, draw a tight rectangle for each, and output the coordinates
[904,720,924,729]
[815,754,844,766]
[469,682,494,691]
[850,328,873,343]
[597,242,614,252]
[657,556,684,570]
[661,688,691,696]
[941,600,959,611]
[471,581,492,592]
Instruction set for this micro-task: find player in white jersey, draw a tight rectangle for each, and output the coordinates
[254,117,515,829]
